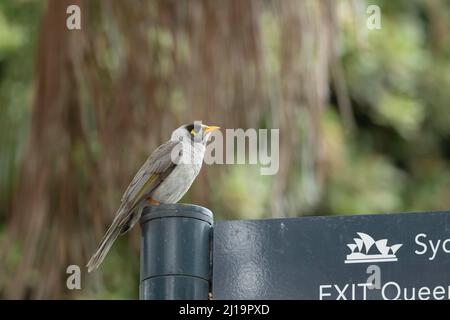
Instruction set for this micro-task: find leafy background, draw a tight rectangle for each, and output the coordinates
[0,0,449,298]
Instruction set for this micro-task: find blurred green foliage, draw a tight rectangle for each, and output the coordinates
[0,0,43,219]
[321,0,450,216]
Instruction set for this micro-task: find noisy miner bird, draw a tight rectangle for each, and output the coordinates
[87,122,220,272]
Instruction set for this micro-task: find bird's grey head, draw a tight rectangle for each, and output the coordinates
[171,122,220,145]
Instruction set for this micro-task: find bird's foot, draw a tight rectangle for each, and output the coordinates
[147,197,160,206]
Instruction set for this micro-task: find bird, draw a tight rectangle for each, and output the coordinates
[87,122,220,272]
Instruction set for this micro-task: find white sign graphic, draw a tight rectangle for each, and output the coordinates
[345,232,402,264]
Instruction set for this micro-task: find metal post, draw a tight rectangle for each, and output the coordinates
[139,203,213,300]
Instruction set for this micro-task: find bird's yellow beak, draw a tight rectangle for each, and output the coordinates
[204,125,221,133]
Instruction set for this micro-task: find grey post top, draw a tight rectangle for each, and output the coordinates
[140,203,214,225]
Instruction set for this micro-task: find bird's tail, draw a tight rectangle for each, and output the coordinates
[87,212,126,273]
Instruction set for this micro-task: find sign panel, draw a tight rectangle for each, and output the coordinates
[212,211,450,300]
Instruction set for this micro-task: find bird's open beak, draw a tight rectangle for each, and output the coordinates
[204,125,221,133]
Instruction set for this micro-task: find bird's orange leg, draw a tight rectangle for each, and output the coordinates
[147,196,160,205]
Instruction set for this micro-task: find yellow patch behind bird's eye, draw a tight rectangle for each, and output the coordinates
[190,128,197,136]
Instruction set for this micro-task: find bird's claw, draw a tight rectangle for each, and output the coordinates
[147,197,160,205]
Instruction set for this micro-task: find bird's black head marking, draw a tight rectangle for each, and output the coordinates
[185,123,195,133]
[184,122,203,141]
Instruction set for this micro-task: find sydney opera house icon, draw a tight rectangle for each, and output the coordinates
[345,232,403,264]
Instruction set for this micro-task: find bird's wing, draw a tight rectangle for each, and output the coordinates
[120,140,181,207]
[87,140,182,272]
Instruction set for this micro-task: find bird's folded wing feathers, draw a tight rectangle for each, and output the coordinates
[120,140,181,206]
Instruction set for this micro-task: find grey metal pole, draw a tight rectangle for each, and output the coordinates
[139,203,213,300]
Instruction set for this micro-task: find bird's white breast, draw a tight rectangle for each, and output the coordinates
[151,142,205,203]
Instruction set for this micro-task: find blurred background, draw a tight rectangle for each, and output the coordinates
[0,0,449,299]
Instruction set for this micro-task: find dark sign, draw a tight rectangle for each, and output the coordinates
[212,211,450,300]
